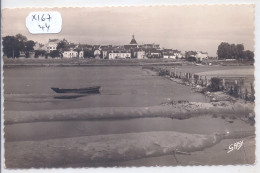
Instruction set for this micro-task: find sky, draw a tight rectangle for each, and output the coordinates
[2,5,255,56]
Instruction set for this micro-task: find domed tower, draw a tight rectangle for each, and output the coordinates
[129,35,137,45]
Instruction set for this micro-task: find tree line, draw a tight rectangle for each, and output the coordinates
[2,35,82,58]
[217,42,254,60]
[3,34,35,58]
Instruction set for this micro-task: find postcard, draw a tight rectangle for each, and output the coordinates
[1,5,256,169]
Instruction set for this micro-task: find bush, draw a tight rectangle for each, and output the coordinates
[187,56,196,62]
[34,50,47,58]
[209,77,221,92]
[49,50,60,58]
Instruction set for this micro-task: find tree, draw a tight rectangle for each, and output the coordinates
[15,33,27,43]
[56,39,69,52]
[230,44,238,59]
[24,40,35,58]
[185,51,197,59]
[236,44,244,59]
[34,50,47,58]
[3,34,33,58]
[243,50,254,60]
[83,49,94,58]
[15,34,28,53]
[49,50,60,58]
[2,36,20,58]
[209,77,221,92]
[217,42,246,60]
[217,42,230,59]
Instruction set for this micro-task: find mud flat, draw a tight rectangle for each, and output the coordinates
[4,101,253,124]
[5,130,254,168]
[107,136,255,166]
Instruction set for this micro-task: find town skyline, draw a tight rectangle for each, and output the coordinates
[2,5,254,56]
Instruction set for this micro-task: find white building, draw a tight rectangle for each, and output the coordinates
[150,52,161,58]
[195,51,208,61]
[137,51,145,59]
[109,52,131,59]
[34,42,46,51]
[79,51,84,58]
[62,50,78,58]
[175,53,184,59]
[46,39,59,53]
[94,49,101,59]
[163,54,176,59]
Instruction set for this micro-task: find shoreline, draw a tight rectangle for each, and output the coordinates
[3,63,181,67]
[4,101,254,125]
[3,58,184,67]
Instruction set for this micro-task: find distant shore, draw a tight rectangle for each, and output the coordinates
[3,57,254,67]
[3,57,184,67]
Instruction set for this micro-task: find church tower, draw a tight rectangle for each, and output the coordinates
[129,34,137,45]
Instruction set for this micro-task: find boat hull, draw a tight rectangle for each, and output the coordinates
[51,86,101,94]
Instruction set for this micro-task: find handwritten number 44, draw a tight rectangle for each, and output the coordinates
[32,14,52,22]
[38,23,51,31]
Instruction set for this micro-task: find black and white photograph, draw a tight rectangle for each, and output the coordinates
[1,4,256,168]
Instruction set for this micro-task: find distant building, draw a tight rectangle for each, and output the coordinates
[109,52,131,59]
[195,51,208,61]
[46,39,59,53]
[163,53,176,59]
[124,35,138,50]
[79,51,84,58]
[139,44,160,50]
[149,50,162,58]
[62,50,78,58]
[94,49,101,59]
[175,53,184,59]
[100,45,112,59]
[34,42,46,51]
[137,51,146,59]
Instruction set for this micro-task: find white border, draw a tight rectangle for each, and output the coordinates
[1,0,259,173]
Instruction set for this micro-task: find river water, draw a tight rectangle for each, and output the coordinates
[4,66,254,166]
[5,116,254,142]
[4,66,208,111]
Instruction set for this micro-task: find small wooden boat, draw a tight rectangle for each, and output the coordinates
[51,86,101,94]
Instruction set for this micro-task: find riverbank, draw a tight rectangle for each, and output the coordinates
[145,65,255,102]
[3,57,183,67]
[3,56,254,67]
